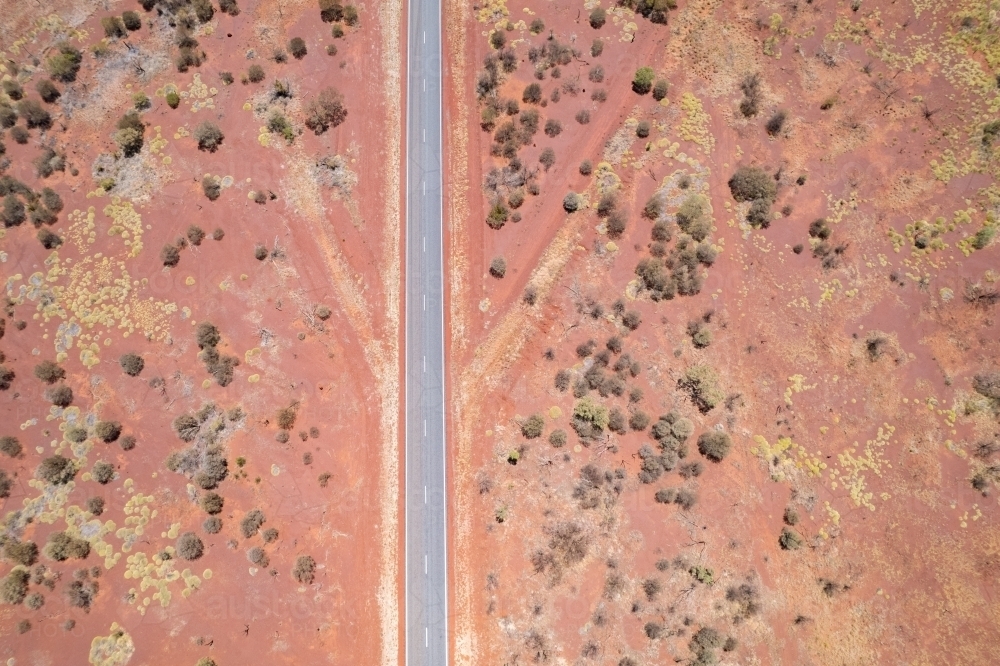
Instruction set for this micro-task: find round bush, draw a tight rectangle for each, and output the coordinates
[91,461,115,485]
[94,421,122,443]
[119,353,144,376]
[489,257,506,279]
[37,455,76,485]
[728,166,776,202]
[549,429,567,448]
[697,431,732,462]
[201,492,224,515]
[292,555,316,584]
[203,517,222,534]
[0,436,22,458]
[34,360,65,384]
[176,532,204,560]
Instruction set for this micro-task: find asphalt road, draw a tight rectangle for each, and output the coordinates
[404,0,448,662]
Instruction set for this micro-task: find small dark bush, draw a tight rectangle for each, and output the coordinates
[187,225,206,246]
[37,229,62,249]
[739,74,761,117]
[2,80,24,100]
[522,83,542,104]
[521,413,544,439]
[0,470,10,498]
[66,579,98,611]
[161,244,180,267]
[173,414,200,442]
[102,16,127,39]
[3,540,38,566]
[201,176,221,201]
[591,39,604,57]
[219,0,240,15]
[94,421,122,443]
[119,353,144,376]
[783,506,799,525]
[122,10,142,30]
[766,110,787,136]
[632,67,655,95]
[47,385,73,407]
[488,256,507,278]
[652,79,669,101]
[201,492,224,514]
[17,99,51,129]
[34,360,65,384]
[549,429,567,448]
[622,310,641,330]
[779,527,803,550]
[0,436,21,458]
[629,411,650,431]
[44,531,89,560]
[48,42,83,83]
[203,517,222,534]
[675,488,697,510]
[304,87,348,134]
[589,7,606,28]
[92,461,115,485]
[579,160,593,176]
[746,198,771,228]
[1,570,30,604]
[36,79,61,103]
[10,127,29,144]
[176,532,204,560]
[66,427,88,443]
[193,121,224,152]
[575,109,591,125]
[196,322,221,349]
[247,64,265,83]
[636,120,650,138]
[289,37,308,59]
[87,497,105,516]
[293,555,316,583]
[240,509,266,538]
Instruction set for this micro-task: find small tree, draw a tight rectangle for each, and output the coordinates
[94,421,122,443]
[544,119,562,137]
[539,147,556,171]
[305,87,348,134]
[563,192,582,212]
[522,83,542,104]
[193,121,224,152]
[579,160,593,175]
[632,67,655,95]
[240,509,266,538]
[37,455,76,485]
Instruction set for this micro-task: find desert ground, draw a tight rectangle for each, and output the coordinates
[1,0,402,663]
[444,0,1000,664]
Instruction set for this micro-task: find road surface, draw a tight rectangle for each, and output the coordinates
[404,0,448,662]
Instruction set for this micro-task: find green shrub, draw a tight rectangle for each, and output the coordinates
[17,99,51,129]
[34,360,65,384]
[486,201,509,229]
[971,224,996,250]
[629,411,650,431]
[679,365,723,413]
[304,87,347,134]
[176,532,204,560]
[632,67,655,95]
[697,431,731,461]
[2,80,23,100]
[0,435,22,458]
[165,90,181,108]
[728,166,776,202]
[48,43,83,82]
[193,121,224,152]
[549,429,567,447]
[114,115,144,157]
[746,198,771,228]
[521,413,544,439]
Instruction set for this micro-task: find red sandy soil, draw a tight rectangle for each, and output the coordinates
[0,0,402,663]
[444,0,1000,664]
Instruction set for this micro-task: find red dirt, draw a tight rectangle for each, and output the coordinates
[444,1,1000,664]
[1,0,402,663]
